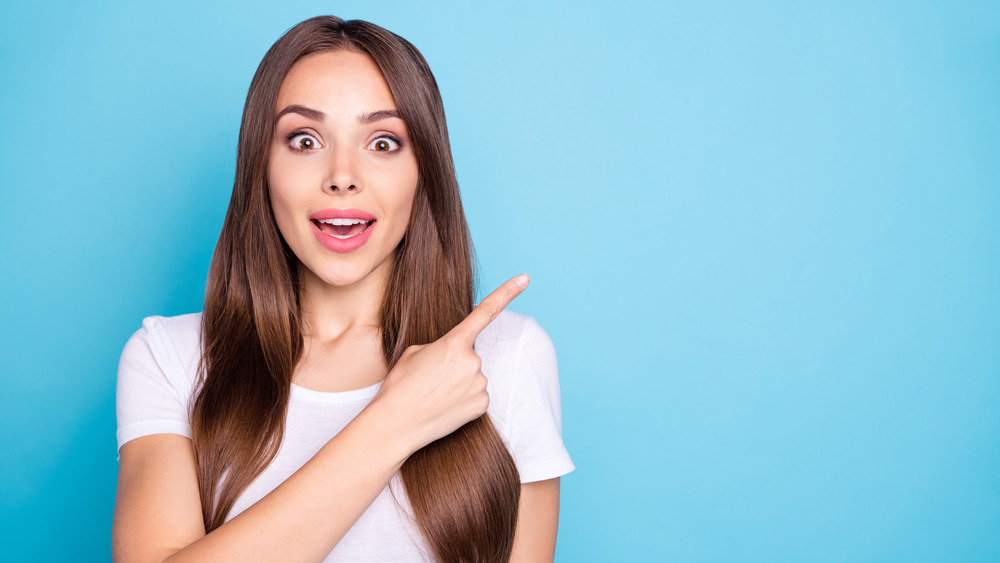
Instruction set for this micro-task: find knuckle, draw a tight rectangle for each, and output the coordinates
[443,332,463,350]
[476,392,491,413]
[460,356,480,377]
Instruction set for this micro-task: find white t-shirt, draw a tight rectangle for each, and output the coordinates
[116,310,574,562]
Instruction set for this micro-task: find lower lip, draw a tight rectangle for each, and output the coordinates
[311,221,375,253]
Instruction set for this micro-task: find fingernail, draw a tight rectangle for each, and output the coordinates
[514,274,529,288]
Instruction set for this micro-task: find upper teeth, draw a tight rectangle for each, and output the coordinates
[319,218,368,226]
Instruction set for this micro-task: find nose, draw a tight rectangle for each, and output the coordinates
[322,144,362,194]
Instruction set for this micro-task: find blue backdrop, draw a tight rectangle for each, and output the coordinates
[2,1,998,561]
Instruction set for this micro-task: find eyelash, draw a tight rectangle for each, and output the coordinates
[369,134,404,153]
[286,130,320,153]
[283,130,406,154]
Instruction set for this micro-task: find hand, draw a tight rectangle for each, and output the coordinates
[371,274,530,454]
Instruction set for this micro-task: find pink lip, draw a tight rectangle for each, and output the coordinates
[310,208,377,253]
[310,208,376,222]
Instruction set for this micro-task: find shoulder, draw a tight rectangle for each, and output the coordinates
[475,309,559,417]
[475,310,554,363]
[130,312,202,345]
[118,313,203,401]
[122,312,202,361]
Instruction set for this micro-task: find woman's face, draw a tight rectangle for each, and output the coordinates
[268,50,419,291]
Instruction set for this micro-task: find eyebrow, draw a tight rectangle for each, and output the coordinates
[276,104,325,122]
[358,109,402,124]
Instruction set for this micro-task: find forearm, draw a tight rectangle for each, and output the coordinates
[156,403,409,563]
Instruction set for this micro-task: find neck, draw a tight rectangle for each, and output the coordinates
[297,259,392,345]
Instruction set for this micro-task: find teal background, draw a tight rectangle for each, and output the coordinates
[2,1,998,561]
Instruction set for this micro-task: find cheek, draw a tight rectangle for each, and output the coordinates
[392,173,419,230]
[267,152,310,214]
[374,161,418,226]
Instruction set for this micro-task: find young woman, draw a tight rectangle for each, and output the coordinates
[112,16,573,563]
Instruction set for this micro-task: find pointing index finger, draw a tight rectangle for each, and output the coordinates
[452,274,529,342]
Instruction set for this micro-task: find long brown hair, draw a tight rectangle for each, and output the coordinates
[192,16,520,562]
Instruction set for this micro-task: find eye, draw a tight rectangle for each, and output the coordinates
[368,135,402,153]
[287,132,320,152]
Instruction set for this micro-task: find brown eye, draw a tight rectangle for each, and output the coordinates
[368,136,400,153]
[288,133,319,152]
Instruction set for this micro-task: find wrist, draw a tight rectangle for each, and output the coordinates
[355,395,419,467]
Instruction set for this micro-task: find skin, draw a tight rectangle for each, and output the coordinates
[112,50,561,562]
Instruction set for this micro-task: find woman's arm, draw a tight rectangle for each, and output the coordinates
[112,276,528,562]
[113,401,410,563]
[510,478,562,563]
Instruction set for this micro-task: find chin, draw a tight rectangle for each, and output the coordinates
[302,256,395,291]
[310,266,370,288]
[321,273,368,288]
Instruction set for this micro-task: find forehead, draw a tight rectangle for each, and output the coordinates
[275,50,397,115]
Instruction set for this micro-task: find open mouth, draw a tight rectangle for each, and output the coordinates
[313,218,375,240]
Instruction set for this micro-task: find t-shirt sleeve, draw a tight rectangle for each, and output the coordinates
[116,316,194,452]
[502,317,574,483]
